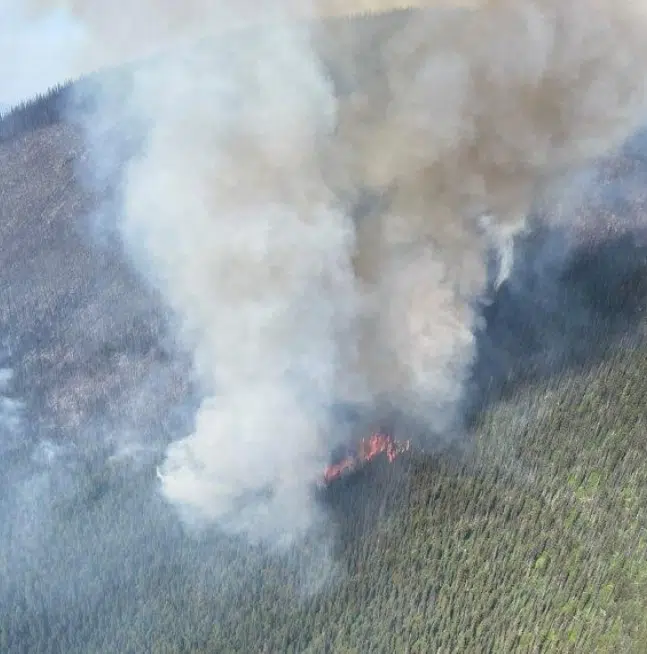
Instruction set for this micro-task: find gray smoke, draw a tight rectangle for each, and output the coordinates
[20,0,647,543]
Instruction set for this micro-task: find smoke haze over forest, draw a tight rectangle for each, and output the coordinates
[4,4,647,651]
[3,0,647,543]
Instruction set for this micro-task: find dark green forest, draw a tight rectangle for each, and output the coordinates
[3,61,647,654]
[3,307,647,653]
[0,82,72,143]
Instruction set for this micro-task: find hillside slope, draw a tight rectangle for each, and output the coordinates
[0,119,183,445]
[2,10,647,654]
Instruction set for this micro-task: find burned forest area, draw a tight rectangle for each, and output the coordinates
[3,14,647,654]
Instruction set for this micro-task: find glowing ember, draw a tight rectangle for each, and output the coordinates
[323,432,411,484]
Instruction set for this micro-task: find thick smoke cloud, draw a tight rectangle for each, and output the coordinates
[122,23,357,540]
[24,0,647,542]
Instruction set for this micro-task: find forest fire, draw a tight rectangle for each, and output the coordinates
[323,432,411,484]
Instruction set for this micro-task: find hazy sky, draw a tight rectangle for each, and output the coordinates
[0,0,478,113]
[0,1,85,112]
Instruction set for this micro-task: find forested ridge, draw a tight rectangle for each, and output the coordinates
[3,36,647,654]
[3,292,647,653]
[0,82,72,143]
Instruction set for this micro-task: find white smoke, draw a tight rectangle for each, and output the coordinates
[17,0,647,542]
[0,365,23,456]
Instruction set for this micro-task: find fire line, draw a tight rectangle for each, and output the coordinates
[323,432,411,484]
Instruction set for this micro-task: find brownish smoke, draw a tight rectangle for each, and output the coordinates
[47,0,647,542]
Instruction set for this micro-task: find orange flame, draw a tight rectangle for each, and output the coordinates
[323,432,410,484]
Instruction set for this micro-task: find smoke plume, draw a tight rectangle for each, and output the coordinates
[30,0,647,541]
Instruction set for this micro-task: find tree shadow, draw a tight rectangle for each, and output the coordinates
[469,224,647,419]
[321,221,647,542]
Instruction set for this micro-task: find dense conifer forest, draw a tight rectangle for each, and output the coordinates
[0,82,72,143]
[2,58,647,654]
[2,317,647,653]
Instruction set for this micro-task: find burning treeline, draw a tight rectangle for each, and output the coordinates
[31,0,647,541]
[323,433,411,484]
